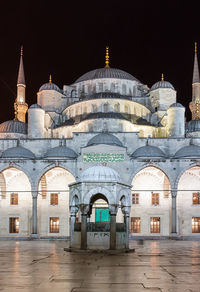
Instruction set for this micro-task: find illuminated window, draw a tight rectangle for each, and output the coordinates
[152,193,159,205]
[192,217,200,233]
[10,193,18,205]
[130,217,140,233]
[49,217,59,233]
[193,193,200,205]
[9,217,19,233]
[50,193,58,205]
[114,103,120,112]
[150,217,160,233]
[132,193,139,204]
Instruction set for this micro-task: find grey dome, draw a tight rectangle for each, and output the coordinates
[44,146,77,159]
[74,68,140,83]
[187,120,200,132]
[0,120,27,134]
[169,103,184,108]
[81,166,121,182]
[29,104,42,109]
[39,82,62,93]
[150,80,174,91]
[87,133,123,147]
[174,145,200,158]
[131,145,166,158]
[2,146,35,159]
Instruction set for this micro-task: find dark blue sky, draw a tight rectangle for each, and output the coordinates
[0,0,199,122]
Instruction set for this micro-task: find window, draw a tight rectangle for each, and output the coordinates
[193,193,200,205]
[150,217,160,233]
[103,103,109,113]
[50,193,58,205]
[132,193,139,204]
[114,103,120,112]
[49,217,59,233]
[122,84,126,95]
[152,193,159,205]
[192,217,200,233]
[130,217,141,233]
[9,217,19,233]
[10,193,18,205]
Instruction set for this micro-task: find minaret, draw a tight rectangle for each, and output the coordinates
[189,42,200,120]
[14,46,28,122]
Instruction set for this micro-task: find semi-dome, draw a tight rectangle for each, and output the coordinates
[74,68,140,83]
[29,104,42,109]
[87,133,123,147]
[150,80,174,91]
[39,82,62,93]
[131,145,166,158]
[187,120,200,132]
[0,120,27,134]
[81,165,121,182]
[174,145,200,158]
[44,146,77,159]
[2,146,35,159]
[169,103,184,108]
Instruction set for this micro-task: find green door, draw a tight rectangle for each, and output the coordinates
[95,208,110,222]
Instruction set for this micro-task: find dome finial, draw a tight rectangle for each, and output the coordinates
[161,73,164,81]
[49,74,52,83]
[20,45,23,56]
[105,46,110,68]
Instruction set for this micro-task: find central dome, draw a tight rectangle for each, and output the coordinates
[74,68,140,83]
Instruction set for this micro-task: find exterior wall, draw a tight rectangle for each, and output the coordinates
[177,166,200,236]
[150,88,176,110]
[167,107,185,137]
[37,90,67,112]
[131,167,171,236]
[28,108,45,138]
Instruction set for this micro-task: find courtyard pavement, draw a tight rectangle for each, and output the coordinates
[0,240,199,291]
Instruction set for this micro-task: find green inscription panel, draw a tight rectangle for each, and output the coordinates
[83,153,124,162]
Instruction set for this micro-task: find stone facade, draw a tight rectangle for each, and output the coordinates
[0,48,200,244]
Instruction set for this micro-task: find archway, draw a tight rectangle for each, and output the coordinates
[38,167,75,237]
[131,166,171,236]
[177,166,200,236]
[0,167,31,237]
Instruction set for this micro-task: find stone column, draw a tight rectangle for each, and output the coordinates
[70,213,76,248]
[32,191,38,236]
[171,191,177,234]
[80,205,89,250]
[110,213,117,250]
[125,214,130,249]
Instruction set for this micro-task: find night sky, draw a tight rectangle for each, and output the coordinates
[0,1,199,123]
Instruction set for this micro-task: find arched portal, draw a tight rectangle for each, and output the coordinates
[38,167,75,237]
[131,166,171,236]
[0,167,31,237]
[177,166,200,235]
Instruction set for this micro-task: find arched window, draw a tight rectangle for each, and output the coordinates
[71,90,76,98]
[104,103,109,113]
[114,103,120,112]
[110,83,115,92]
[124,104,130,114]
[88,123,94,132]
[122,84,126,95]
[92,104,97,113]
[99,83,103,92]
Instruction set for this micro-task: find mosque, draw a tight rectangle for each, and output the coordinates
[0,45,200,248]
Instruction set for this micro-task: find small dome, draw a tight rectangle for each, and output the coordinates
[87,133,123,147]
[39,82,62,93]
[0,120,27,134]
[150,80,174,91]
[131,145,166,158]
[174,145,200,158]
[29,104,42,109]
[187,120,200,132]
[81,166,121,182]
[44,146,77,159]
[74,68,140,83]
[169,103,184,108]
[2,146,35,159]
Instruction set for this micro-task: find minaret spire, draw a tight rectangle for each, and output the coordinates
[14,46,28,122]
[189,42,200,120]
[192,42,200,84]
